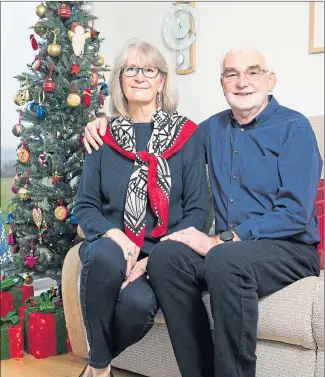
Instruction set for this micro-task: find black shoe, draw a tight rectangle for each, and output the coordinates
[79,365,88,377]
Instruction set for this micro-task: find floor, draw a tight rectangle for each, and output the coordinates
[1,353,144,377]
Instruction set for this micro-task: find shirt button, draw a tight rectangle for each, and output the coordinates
[234,150,238,154]
[240,128,244,132]
[232,175,236,180]
[229,224,234,229]
[230,199,234,203]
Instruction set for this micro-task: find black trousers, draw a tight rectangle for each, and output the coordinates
[147,239,320,377]
[79,238,158,368]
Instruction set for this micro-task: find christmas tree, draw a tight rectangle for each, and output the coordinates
[6,2,109,282]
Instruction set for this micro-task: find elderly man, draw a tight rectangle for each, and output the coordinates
[83,47,322,377]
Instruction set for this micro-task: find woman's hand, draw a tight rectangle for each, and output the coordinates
[104,229,140,277]
[121,257,148,290]
[84,117,108,154]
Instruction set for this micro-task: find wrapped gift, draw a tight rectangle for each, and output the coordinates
[0,275,34,318]
[24,293,71,358]
[0,311,24,360]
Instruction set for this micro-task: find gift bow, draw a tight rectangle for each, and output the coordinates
[0,311,20,328]
[26,292,61,314]
[0,275,25,292]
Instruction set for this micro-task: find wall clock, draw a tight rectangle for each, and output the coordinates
[162,2,199,75]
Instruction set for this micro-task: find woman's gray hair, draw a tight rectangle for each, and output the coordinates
[109,39,179,118]
[219,46,273,75]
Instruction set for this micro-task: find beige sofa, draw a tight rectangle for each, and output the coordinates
[62,116,324,377]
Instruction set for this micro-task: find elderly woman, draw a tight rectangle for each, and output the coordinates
[75,39,209,377]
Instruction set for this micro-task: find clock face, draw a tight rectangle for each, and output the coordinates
[162,3,199,51]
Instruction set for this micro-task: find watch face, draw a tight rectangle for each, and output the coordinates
[220,231,234,242]
[162,3,199,51]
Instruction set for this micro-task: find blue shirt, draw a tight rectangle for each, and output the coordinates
[200,96,323,244]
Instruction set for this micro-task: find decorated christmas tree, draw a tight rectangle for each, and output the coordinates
[6,2,109,282]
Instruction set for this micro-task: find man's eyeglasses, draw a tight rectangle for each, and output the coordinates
[122,66,160,78]
[221,66,269,83]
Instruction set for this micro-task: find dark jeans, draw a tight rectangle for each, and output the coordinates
[147,238,320,377]
[79,238,158,369]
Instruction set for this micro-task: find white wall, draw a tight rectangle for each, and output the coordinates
[1,2,324,149]
[1,2,36,149]
[93,1,324,124]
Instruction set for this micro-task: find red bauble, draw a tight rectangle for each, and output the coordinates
[43,78,56,93]
[58,3,71,19]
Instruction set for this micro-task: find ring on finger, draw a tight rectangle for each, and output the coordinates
[127,251,134,258]
[140,267,147,272]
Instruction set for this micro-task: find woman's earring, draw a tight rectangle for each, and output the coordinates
[157,92,161,106]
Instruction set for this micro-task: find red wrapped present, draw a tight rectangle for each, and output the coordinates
[316,179,324,269]
[0,311,24,360]
[23,293,71,358]
[0,275,34,317]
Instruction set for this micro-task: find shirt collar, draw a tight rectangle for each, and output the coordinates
[228,95,279,128]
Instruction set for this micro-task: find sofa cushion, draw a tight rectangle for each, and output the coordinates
[155,272,324,350]
[312,275,324,350]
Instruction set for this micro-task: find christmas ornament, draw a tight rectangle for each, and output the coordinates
[14,174,20,183]
[11,246,19,254]
[32,58,41,71]
[54,205,68,221]
[11,185,18,194]
[51,171,61,183]
[23,273,34,285]
[28,101,38,111]
[1,274,7,281]
[91,30,100,40]
[30,34,38,51]
[83,88,91,106]
[36,91,45,119]
[58,3,71,19]
[67,92,81,107]
[96,56,105,66]
[12,124,24,137]
[39,152,49,166]
[36,3,47,18]
[17,144,30,164]
[48,29,61,57]
[71,63,80,75]
[12,112,24,137]
[91,72,98,87]
[71,22,81,33]
[32,207,43,244]
[5,212,14,225]
[70,215,78,225]
[43,78,56,93]
[69,25,90,56]
[101,83,109,97]
[14,91,25,106]
[18,185,30,200]
[24,243,40,269]
[34,23,47,36]
[8,227,15,246]
[77,225,85,238]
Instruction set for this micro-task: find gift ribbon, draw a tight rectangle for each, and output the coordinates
[0,275,24,292]
[0,311,20,328]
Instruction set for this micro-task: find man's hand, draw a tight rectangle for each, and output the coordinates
[121,257,148,290]
[161,227,216,256]
[103,229,140,277]
[84,117,108,154]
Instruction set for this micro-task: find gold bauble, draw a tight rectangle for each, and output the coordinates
[97,56,105,66]
[36,3,47,18]
[77,225,85,239]
[54,205,68,221]
[14,91,25,106]
[48,43,61,57]
[67,93,81,107]
[23,272,34,285]
[18,185,30,200]
[17,146,30,164]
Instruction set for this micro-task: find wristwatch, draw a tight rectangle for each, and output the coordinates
[220,231,234,242]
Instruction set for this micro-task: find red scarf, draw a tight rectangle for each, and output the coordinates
[102,110,198,248]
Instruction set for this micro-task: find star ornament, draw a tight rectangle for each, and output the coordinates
[24,252,40,269]
[91,30,100,40]
[52,173,61,183]
[71,63,80,75]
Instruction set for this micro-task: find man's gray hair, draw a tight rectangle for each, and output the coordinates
[220,46,273,75]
